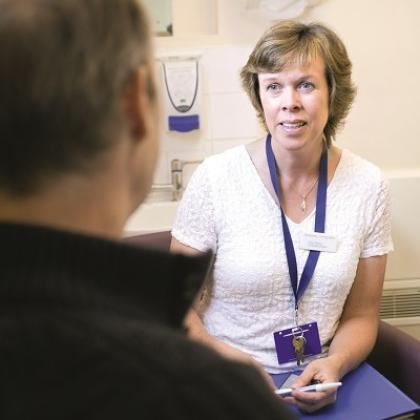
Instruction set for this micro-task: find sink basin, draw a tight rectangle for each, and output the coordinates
[124,201,178,236]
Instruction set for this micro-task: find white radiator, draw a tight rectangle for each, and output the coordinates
[381,279,420,339]
[381,172,420,340]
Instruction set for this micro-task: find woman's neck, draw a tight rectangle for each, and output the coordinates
[271,140,325,184]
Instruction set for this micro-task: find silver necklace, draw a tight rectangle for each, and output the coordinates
[294,177,319,212]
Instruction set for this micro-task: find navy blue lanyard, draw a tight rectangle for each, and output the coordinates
[265,134,328,311]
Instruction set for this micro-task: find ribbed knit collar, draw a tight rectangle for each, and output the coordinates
[0,222,212,328]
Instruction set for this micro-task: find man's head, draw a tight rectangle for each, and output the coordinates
[0,0,158,201]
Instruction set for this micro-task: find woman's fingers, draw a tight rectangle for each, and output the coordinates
[292,389,337,413]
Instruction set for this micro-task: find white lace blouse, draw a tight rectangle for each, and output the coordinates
[172,145,393,373]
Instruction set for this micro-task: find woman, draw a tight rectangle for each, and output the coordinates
[171,21,392,412]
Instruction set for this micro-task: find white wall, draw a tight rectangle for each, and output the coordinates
[308,0,420,171]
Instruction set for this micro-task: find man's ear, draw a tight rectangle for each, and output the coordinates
[122,66,149,142]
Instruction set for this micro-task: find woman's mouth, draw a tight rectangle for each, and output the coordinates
[280,120,306,129]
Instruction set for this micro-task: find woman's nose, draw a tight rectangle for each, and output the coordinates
[281,87,301,111]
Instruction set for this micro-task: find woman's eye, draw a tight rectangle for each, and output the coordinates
[299,81,315,91]
[267,83,281,92]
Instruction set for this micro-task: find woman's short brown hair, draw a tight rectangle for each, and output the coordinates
[240,20,356,147]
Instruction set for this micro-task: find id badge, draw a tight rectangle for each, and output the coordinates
[273,322,322,365]
[299,232,338,253]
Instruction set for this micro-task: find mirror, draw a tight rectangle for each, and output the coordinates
[143,0,173,37]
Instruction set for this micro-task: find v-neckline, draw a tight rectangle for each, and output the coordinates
[241,142,345,227]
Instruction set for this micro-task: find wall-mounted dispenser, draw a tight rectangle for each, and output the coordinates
[160,56,200,133]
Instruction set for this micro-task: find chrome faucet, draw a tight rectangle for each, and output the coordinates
[151,158,202,201]
[170,159,183,201]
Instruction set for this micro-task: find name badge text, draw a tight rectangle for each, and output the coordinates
[299,232,338,253]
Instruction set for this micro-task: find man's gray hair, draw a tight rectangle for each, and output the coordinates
[0,0,153,194]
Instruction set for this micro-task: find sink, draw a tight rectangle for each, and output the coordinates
[124,201,178,236]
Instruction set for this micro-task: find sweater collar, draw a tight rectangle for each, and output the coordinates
[0,222,212,328]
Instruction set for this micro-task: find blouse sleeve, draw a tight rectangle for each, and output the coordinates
[360,175,394,258]
[171,160,217,253]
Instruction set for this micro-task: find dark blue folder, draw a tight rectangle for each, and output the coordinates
[271,362,419,419]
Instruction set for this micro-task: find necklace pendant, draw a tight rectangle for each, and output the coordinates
[300,199,306,212]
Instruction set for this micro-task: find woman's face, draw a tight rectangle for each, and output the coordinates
[258,57,329,153]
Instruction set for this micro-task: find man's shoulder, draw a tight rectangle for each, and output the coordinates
[98,319,296,419]
[0,310,295,419]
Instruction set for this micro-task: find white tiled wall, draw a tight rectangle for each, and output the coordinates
[153,45,265,189]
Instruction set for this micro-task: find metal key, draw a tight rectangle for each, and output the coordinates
[292,335,306,366]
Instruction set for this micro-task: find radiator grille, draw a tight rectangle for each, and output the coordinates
[380,288,420,319]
